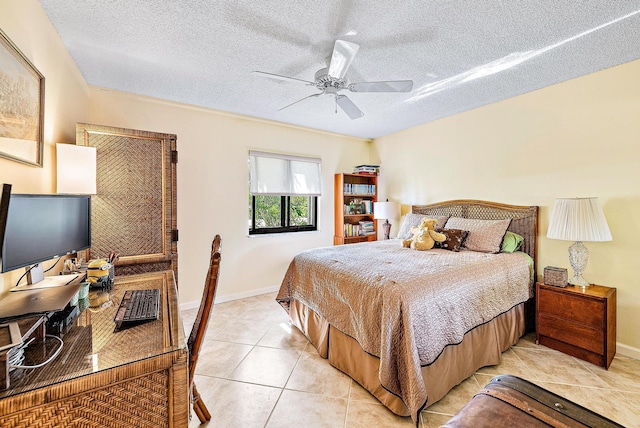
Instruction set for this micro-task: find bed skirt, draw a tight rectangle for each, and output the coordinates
[288,299,525,416]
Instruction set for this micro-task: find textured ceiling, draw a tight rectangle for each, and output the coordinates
[38,1,640,139]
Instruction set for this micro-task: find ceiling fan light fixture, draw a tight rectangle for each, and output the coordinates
[254,39,413,120]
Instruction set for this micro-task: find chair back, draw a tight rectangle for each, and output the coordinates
[187,234,221,384]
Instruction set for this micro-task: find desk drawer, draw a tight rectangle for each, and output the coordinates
[538,313,604,354]
[538,291,604,329]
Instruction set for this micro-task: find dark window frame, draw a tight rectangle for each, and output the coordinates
[249,195,318,235]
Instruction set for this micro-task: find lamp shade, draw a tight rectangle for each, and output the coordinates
[56,143,97,194]
[547,197,612,242]
[373,201,400,220]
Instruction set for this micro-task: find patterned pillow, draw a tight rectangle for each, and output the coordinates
[435,228,468,252]
[443,217,511,253]
[397,213,450,239]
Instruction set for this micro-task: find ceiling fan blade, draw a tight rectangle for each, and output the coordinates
[348,80,414,93]
[279,93,322,111]
[252,71,315,85]
[327,40,359,80]
[336,95,364,119]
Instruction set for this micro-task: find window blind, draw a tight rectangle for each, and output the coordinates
[249,151,322,196]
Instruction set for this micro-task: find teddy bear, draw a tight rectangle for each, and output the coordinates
[402,217,446,251]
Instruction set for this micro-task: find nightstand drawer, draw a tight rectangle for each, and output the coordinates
[538,313,604,354]
[538,290,604,329]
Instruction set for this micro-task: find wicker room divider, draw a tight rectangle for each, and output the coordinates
[76,123,178,282]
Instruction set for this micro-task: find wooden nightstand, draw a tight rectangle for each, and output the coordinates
[536,282,616,369]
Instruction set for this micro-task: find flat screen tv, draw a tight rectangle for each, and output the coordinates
[0,184,91,281]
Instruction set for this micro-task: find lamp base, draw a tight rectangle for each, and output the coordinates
[382,220,391,240]
[568,241,590,287]
[568,274,590,287]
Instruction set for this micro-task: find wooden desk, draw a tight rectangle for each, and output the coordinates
[0,271,188,427]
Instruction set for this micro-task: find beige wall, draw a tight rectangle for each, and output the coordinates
[373,59,640,353]
[88,88,371,305]
[0,0,90,294]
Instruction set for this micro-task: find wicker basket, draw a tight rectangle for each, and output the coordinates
[544,266,568,287]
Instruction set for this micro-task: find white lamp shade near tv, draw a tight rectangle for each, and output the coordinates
[547,197,612,287]
[56,143,97,194]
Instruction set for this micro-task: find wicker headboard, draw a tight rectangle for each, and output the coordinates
[412,200,538,268]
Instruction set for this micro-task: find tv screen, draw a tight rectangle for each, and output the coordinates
[0,185,91,274]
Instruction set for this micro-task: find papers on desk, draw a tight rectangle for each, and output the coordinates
[10,274,79,292]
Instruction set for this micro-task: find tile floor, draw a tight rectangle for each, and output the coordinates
[182,292,640,427]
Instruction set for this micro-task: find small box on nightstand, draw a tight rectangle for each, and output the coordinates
[543,266,568,287]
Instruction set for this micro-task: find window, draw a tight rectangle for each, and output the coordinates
[249,151,321,235]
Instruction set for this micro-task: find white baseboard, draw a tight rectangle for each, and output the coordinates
[617,342,640,360]
[179,285,280,312]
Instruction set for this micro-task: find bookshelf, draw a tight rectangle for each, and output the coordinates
[334,173,378,245]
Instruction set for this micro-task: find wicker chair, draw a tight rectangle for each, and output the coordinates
[187,234,222,423]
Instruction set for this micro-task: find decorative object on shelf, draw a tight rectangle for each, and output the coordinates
[348,199,363,214]
[353,164,380,175]
[0,29,45,167]
[543,266,568,287]
[56,143,97,194]
[547,197,612,287]
[374,200,400,240]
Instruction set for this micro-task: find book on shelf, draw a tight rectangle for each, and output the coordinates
[343,221,376,237]
[343,183,376,195]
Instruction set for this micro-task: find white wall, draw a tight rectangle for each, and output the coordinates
[88,88,371,305]
[373,59,640,352]
[0,0,90,295]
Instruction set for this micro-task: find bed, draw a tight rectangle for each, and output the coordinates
[276,200,538,425]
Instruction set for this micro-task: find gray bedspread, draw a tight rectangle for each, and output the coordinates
[276,239,532,420]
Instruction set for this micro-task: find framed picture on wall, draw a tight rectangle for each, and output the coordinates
[0,28,44,167]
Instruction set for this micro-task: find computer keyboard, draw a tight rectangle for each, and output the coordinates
[114,289,159,324]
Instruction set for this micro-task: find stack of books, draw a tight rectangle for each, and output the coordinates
[353,165,380,175]
[359,220,375,236]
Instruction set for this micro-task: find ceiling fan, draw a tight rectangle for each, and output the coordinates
[253,40,413,119]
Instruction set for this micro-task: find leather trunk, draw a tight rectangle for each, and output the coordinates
[440,375,623,428]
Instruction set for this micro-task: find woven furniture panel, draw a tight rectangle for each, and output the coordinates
[76,123,178,283]
[90,133,164,258]
[0,371,169,428]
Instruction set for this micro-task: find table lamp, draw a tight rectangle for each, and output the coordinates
[56,143,97,194]
[374,201,400,240]
[546,197,612,287]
